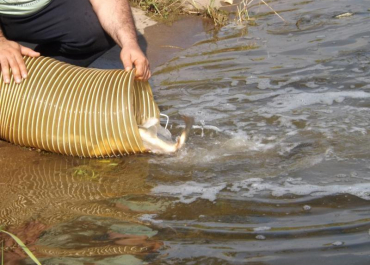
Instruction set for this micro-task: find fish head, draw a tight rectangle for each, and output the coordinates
[138,116,193,154]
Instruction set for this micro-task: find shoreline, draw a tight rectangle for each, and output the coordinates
[91,7,215,71]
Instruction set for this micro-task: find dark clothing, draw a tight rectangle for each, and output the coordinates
[0,0,115,66]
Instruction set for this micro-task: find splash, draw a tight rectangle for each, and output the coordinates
[138,116,194,154]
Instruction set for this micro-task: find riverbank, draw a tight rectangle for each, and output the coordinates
[91,7,215,71]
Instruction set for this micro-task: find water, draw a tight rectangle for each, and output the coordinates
[1,0,370,264]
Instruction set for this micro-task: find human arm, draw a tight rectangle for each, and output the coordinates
[89,0,151,81]
[0,27,40,83]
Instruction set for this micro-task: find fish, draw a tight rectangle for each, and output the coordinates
[138,116,194,154]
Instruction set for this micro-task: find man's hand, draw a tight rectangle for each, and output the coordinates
[0,37,40,84]
[120,42,151,81]
[90,0,151,82]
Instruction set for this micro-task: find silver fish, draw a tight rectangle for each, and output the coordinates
[139,116,194,154]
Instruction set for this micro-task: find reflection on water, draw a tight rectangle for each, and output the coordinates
[0,150,164,264]
[1,156,151,226]
[1,0,370,264]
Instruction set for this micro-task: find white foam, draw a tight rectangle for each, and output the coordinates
[231,178,370,200]
[245,87,302,101]
[305,81,319,88]
[231,80,239,86]
[356,77,370,83]
[249,90,370,114]
[221,135,277,152]
[152,181,227,204]
[349,127,367,135]
[351,68,363,73]
[253,226,271,231]
[139,214,163,224]
[246,77,301,90]
[290,64,333,74]
[192,125,223,132]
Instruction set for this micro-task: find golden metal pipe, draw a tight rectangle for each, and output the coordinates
[0,56,160,157]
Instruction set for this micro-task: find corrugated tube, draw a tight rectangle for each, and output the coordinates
[0,56,160,157]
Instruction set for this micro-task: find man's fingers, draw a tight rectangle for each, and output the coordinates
[20,45,40,58]
[134,60,145,80]
[0,41,35,83]
[146,67,151,80]
[142,69,149,81]
[133,58,151,81]
[15,54,28,79]
[142,63,150,81]
[8,56,22,83]
[120,46,151,81]
[0,59,11,83]
[121,53,133,72]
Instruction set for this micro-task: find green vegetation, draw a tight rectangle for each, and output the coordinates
[72,165,99,181]
[0,229,42,265]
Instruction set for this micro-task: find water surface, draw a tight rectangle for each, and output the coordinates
[1,0,370,264]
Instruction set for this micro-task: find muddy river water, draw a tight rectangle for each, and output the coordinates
[1,0,370,264]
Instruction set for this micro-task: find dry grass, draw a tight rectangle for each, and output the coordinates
[130,0,184,21]
[130,0,229,26]
[206,0,229,26]
[236,0,286,24]
[130,0,286,27]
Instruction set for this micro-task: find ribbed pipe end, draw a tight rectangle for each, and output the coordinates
[0,56,160,157]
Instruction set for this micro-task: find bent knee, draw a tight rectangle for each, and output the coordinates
[62,27,115,54]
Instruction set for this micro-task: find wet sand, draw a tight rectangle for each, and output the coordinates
[143,16,214,69]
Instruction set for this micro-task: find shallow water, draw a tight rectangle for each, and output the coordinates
[1,0,370,264]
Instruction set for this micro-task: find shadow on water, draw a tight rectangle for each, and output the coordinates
[2,0,370,264]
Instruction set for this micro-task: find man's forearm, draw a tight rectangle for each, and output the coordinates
[89,0,138,48]
[89,0,151,80]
